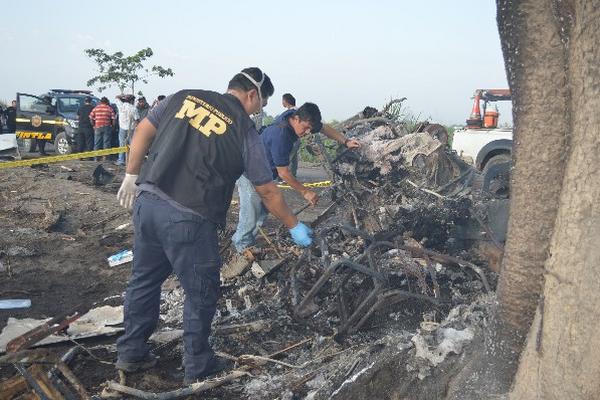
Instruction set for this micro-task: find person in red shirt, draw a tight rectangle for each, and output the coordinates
[89,97,116,157]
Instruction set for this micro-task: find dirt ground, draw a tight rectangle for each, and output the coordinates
[0,157,335,395]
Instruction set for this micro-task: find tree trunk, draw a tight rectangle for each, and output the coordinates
[495,0,570,347]
[447,1,596,398]
[508,1,600,398]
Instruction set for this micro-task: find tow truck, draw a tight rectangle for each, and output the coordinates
[15,89,99,155]
[451,89,513,197]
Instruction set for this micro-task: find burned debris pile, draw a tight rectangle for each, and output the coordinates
[278,106,490,341]
[0,103,500,399]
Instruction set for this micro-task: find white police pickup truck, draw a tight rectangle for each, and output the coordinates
[451,89,513,198]
[0,133,20,161]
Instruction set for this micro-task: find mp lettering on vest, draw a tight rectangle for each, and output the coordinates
[175,97,230,137]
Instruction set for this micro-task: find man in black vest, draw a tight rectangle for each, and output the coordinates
[5,100,17,133]
[114,68,313,384]
[76,97,95,152]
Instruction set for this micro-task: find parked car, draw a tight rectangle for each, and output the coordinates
[15,89,100,155]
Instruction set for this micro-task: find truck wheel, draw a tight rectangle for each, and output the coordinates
[54,131,72,155]
[482,154,511,198]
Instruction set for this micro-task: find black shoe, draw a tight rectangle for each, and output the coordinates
[183,357,233,385]
[115,353,158,372]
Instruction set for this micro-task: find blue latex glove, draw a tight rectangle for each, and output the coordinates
[289,222,313,247]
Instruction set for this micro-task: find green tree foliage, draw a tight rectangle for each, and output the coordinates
[298,136,339,163]
[84,47,174,94]
[383,99,423,132]
[262,113,275,126]
[446,125,455,147]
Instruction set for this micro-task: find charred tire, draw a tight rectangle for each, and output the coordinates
[482,154,511,198]
[54,131,72,155]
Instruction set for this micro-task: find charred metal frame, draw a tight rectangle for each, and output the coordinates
[1,349,90,399]
[1,305,91,399]
[294,223,488,336]
[295,230,440,336]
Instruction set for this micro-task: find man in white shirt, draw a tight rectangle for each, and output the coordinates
[282,93,303,177]
[115,94,136,165]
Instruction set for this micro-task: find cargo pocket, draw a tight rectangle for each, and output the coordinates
[168,212,203,244]
[132,195,147,240]
[193,264,220,308]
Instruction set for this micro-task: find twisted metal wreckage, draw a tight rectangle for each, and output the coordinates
[287,101,494,339]
[0,100,504,399]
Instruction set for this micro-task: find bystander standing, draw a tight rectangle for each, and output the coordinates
[90,97,115,160]
[76,97,95,153]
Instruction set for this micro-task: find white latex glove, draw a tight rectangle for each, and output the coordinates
[117,173,138,209]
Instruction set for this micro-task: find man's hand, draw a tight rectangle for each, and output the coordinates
[117,173,138,209]
[321,124,361,150]
[277,166,320,206]
[302,189,319,206]
[344,138,361,149]
[289,222,313,247]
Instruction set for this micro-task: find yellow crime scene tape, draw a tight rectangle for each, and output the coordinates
[0,149,334,189]
[277,180,332,189]
[0,147,128,169]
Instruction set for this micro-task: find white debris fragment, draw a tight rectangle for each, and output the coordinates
[0,299,31,309]
[150,329,183,344]
[107,250,133,267]
[281,390,294,400]
[330,361,376,398]
[412,327,474,367]
[305,390,319,400]
[226,299,240,318]
[306,373,327,389]
[237,285,249,297]
[160,287,184,324]
[0,305,124,353]
[102,294,122,302]
[243,295,252,310]
[357,130,442,175]
[244,376,281,399]
[250,262,266,279]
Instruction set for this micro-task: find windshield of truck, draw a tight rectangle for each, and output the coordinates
[57,96,99,113]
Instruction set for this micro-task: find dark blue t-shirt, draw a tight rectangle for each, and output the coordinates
[261,109,298,179]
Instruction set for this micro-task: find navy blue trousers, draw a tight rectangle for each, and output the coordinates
[116,191,221,380]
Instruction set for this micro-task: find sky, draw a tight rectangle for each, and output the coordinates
[0,1,510,126]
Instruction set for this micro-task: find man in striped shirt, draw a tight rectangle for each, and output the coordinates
[90,97,116,156]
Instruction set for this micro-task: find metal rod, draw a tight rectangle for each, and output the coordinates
[106,370,248,400]
[12,363,51,400]
[257,227,284,259]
